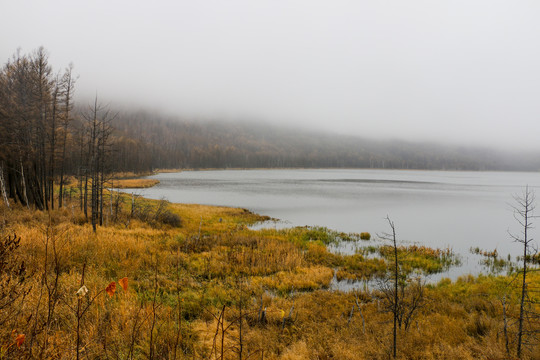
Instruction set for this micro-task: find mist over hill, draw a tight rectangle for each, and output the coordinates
[108,110,540,173]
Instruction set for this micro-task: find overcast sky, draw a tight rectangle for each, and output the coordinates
[2,0,540,149]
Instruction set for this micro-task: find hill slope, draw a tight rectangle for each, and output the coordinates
[109,110,540,172]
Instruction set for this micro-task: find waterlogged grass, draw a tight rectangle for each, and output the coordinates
[378,244,460,275]
[282,226,365,246]
[256,227,461,279]
[470,247,516,274]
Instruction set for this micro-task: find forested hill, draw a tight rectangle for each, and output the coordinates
[110,110,540,172]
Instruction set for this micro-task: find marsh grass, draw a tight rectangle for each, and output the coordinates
[0,197,538,359]
[470,246,516,274]
[109,179,161,189]
[379,244,460,274]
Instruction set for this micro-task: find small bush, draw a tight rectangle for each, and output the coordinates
[158,210,182,227]
[360,232,371,240]
[72,213,87,226]
[465,314,491,338]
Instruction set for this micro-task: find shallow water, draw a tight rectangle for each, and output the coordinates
[124,169,540,278]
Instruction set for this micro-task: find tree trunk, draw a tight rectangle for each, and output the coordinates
[0,164,10,209]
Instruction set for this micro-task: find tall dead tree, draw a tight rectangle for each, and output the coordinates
[0,48,55,210]
[31,47,54,210]
[98,110,114,226]
[379,216,425,359]
[82,97,114,232]
[47,76,60,209]
[0,164,9,208]
[85,97,100,232]
[58,64,76,208]
[509,186,538,358]
[2,51,35,208]
[380,216,399,359]
[0,48,79,211]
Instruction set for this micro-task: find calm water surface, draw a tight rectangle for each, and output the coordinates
[127,169,540,278]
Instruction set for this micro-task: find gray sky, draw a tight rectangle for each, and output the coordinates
[2,0,540,149]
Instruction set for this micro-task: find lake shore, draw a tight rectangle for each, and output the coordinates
[119,168,540,279]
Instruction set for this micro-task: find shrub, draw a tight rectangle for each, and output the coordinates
[465,314,491,338]
[158,210,182,227]
[0,233,28,329]
[360,232,371,240]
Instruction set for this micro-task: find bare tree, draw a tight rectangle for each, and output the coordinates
[380,216,399,359]
[58,64,76,208]
[82,97,114,232]
[31,47,54,210]
[0,48,74,211]
[47,75,61,209]
[0,164,9,209]
[509,186,539,358]
[379,216,425,359]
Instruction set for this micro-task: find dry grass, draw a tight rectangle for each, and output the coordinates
[0,197,538,360]
[153,168,184,173]
[110,171,155,179]
[108,178,160,188]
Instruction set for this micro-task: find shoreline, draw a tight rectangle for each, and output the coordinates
[145,167,540,176]
[119,169,534,281]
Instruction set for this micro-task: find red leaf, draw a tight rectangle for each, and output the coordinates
[15,334,25,348]
[118,277,128,292]
[105,282,116,297]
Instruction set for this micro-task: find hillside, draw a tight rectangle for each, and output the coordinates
[109,110,540,172]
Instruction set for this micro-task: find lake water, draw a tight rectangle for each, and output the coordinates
[126,169,540,278]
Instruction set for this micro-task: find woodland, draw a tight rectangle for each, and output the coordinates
[0,48,539,359]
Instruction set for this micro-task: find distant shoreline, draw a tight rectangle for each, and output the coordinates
[148,167,540,174]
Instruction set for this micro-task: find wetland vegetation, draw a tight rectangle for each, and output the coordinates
[0,185,538,359]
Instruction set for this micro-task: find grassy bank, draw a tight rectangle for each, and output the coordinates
[110,178,161,189]
[0,193,538,359]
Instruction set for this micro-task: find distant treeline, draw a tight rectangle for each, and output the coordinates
[1,48,539,210]
[111,111,540,172]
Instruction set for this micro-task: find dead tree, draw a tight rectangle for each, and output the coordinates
[0,164,9,209]
[380,215,399,359]
[509,186,538,358]
[0,48,73,210]
[47,76,60,210]
[378,216,426,358]
[31,47,54,210]
[97,111,114,226]
[82,97,114,232]
[58,64,76,208]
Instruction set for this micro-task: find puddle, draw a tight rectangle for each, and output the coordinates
[249,218,292,230]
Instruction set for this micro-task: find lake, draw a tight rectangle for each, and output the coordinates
[124,169,540,278]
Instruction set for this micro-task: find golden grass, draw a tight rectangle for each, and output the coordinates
[0,197,538,359]
[108,178,160,188]
[153,168,183,173]
[110,171,155,179]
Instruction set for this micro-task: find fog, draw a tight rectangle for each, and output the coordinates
[2,0,540,150]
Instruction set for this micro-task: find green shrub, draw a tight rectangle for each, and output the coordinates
[360,232,371,240]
